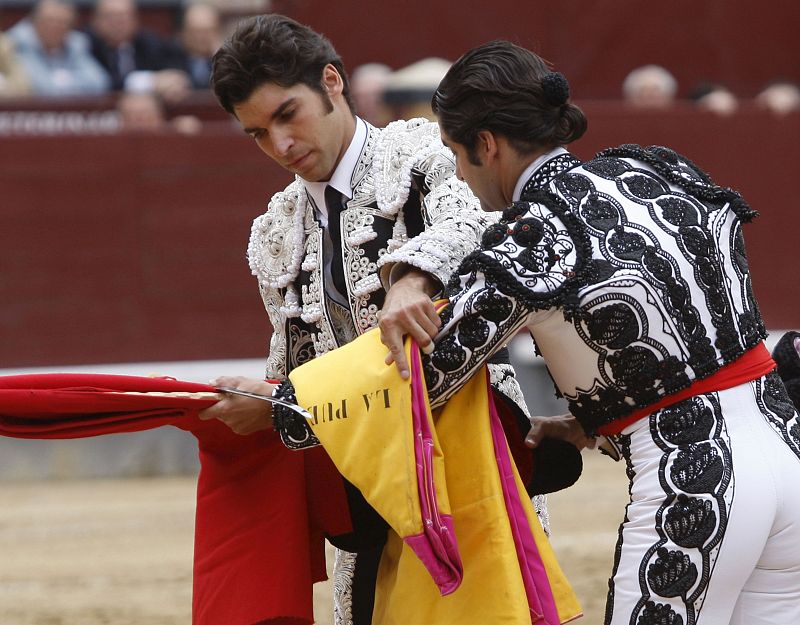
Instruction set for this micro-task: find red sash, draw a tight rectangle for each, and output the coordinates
[599,343,776,436]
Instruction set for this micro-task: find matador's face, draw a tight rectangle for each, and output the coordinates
[440,128,506,213]
[234,66,353,183]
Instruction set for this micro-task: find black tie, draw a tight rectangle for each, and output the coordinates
[115,45,136,83]
[324,185,348,299]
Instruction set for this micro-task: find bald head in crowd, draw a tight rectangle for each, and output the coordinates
[31,0,77,52]
[92,0,138,48]
[622,64,677,108]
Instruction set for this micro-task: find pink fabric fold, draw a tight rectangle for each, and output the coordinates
[403,342,463,595]
[488,379,561,624]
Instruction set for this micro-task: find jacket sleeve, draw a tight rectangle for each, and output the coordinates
[261,285,289,380]
[423,192,590,409]
[378,149,498,290]
[247,182,310,380]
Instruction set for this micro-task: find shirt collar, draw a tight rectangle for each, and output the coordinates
[301,117,367,220]
[512,146,568,201]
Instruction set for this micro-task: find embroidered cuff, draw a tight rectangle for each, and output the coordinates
[380,262,444,300]
[272,380,320,450]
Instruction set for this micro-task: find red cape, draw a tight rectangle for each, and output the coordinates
[0,373,352,625]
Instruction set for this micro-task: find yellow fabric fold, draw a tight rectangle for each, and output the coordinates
[288,327,582,624]
[289,325,450,547]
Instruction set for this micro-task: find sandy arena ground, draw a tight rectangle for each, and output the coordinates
[0,450,629,624]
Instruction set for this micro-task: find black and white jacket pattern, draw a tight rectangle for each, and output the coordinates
[425,145,768,435]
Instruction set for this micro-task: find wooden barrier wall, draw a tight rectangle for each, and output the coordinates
[1,106,797,368]
[286,0,800,100]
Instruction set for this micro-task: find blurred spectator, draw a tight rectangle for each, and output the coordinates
[350,62,392,127]
[116,90,202,134]
[86,0,190,103]
[382,57,451,121]
[690,81,738,116]
[175,2,222,90]
[756,80,800,116]
[0,32,32,98]
[117,89,165,131]
[622,64,677,108]
[7,0,109,97]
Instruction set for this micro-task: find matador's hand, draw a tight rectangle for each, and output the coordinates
[379,268,441,380]
[525,413,596,451]
[198,376,275,435]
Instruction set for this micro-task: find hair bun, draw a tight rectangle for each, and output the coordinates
[541,72,570,106]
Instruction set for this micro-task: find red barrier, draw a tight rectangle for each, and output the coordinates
[0,130,288,367]
[0,106,797,368]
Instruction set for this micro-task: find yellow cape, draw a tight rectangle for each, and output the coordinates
[289,328,582,624]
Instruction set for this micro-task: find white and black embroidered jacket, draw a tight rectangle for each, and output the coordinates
[248,118,496,379]
[422,145,767,436]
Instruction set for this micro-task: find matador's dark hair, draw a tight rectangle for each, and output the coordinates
[211,14,354,115]
[432,40,587,163]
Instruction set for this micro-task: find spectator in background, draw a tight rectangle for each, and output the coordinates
[622,63,677,108]
[382,56,450,121]
[116,89,165,130]
[175,2,222,90]
[86,0,190,104]
[0,32,31,98]
[690,81,738,116]
[756,80,800,116]
[7,0,109,97]
[116,89,202,133]
[349,61,391,127]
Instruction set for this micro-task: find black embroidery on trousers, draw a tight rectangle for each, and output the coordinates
[604,434,634,625]
[754,372,800,461]
[605,394,733,625]
[636,601,684,625]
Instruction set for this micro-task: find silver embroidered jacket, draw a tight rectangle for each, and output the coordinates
[253,121,555,625]
[247,118,497,378]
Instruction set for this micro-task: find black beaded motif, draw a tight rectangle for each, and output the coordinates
[753,371,800,461]
[424,189,592,398]
[636,601,684,625]
[449,188,593,319]
[554,145,766,434]
[772,330,800,412]
[604,394,732,625]
[272,380,321,450]
[520,153,582,197]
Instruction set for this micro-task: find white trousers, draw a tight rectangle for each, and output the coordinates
[606,372,800,625]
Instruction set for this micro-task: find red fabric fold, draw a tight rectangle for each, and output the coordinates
[0,373,351,625]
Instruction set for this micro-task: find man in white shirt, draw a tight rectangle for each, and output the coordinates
[8,0,109,97]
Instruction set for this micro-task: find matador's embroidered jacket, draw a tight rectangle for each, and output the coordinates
[247,118,497,378]
[425,145,770,435]
[249,118,548,625]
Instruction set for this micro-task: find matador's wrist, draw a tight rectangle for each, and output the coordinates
[271,380,320,450]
